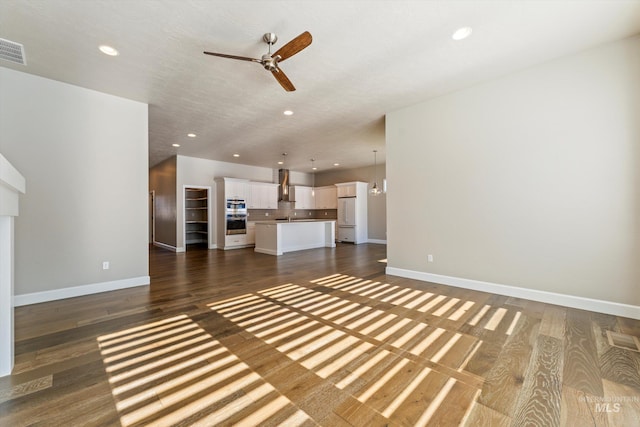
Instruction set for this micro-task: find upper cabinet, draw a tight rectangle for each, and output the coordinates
[248,182,279,209]
[216,178,339,211]
[335,182,368,199]
[290,185,314,209]
[314,186,337,209]
[336,183,357,198]
[222,178,248,200]
[290,185,339,209]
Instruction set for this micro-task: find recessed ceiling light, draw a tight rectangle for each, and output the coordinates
[312,167,317,170]
[233,154,240,158]
[283,110,293,116]
[172,143,180,147]
[452,27,473,41]
[277,161,284,165]
[187,133,196,138]
[333,163,340,167]
[99,45,119,56]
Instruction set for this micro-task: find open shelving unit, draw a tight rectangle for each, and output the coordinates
[185,187,209,247]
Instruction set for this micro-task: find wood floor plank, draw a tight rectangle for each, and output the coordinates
[602,379,640,426]
[464,401,512,426]
[477,313,540,417]
[512,335,563,427]
[423,379,479,426]
[560,385,610,427]
[539,306,566,339]
[0,373,116,426]
[590,311,640,390]
[599,346,640,390]
[14,308,166,355]
[333,395,389,426]
[0,375,52,405]
[295,378,352,426]
[617,316,640,337]
[563,310,604,396]
[366,362,448,417]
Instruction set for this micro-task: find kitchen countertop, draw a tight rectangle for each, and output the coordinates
[253,219,336,225]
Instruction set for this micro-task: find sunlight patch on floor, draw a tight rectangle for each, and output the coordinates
[98,315,313,426]
[205,276,489,425]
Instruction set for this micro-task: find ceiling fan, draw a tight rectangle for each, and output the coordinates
[204,31,312,92]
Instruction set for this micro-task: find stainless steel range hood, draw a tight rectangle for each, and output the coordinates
[278,168,290,201]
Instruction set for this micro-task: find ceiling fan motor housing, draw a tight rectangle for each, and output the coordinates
[261,54,279,71]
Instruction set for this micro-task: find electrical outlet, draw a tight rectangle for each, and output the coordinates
[324,212,328,216]
[308,212,312,216]
[103,261,110,270]
[427,254,434,263]
[265,212,269,216]
[294,212,297,216]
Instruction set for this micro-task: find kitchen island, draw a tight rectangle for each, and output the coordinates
[254,220,336,256]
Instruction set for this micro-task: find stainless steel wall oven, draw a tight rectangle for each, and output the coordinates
[225,198,247,235]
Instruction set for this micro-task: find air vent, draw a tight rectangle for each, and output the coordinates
[0,38,26,65]
[606,331,640,352]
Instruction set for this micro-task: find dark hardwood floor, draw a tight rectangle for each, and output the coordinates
[1,243,639,426]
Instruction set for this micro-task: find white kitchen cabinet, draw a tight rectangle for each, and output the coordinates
[225,234,247,247]
[290,185,314,209]
[264,184,278,209]
[314,186,337,209]
[254,220,336,256]
[246,221,256,245]
[224,179,247,200]
[248,182,279,209]
[247,184,260,209]
[336,183,357,198]
[337,226,356,243]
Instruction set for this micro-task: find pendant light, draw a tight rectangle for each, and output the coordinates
[370,150,382,196]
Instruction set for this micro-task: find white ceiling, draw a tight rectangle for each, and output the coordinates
[1,1,640,172]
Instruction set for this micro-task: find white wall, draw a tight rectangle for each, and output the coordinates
[386,36,640,312]
[0,68,149,303]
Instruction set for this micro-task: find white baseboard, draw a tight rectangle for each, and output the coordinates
[254,247,281,256]
[13,276,150,307]
[368,239,387,245]
[385,267,640,320]
[179,242,218,251]
[153,241,178,252]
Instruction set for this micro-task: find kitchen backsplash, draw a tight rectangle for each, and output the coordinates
[248,208,337,221]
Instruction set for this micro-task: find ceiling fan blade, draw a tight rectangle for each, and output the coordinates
[273,31,312,62]
[271,68,296,92]
[203,51,262,63]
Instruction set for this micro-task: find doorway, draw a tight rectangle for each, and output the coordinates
[184,186,211,251]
